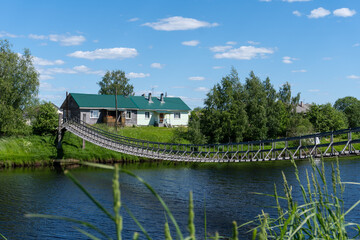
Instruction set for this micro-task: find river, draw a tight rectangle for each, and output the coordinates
[0,158,359,239]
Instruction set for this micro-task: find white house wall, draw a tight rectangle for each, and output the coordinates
[137,111,189,126]
[137,111,156,126]
[167,112,189,126]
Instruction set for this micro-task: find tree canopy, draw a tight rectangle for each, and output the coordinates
[334,96,360,128]
[0,40,39,135]
[97,70,134,96]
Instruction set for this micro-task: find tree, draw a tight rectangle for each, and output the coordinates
[97,70,134,95]
[0,40,39,135]
[334,96,360,128]
[32,102,58,135]
[244,71,267,140]
[201,68,248,143]
[307,103,348,132]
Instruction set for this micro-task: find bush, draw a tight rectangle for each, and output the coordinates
[32,102,58,135]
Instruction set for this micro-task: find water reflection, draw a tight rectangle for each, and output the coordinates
[0,159,359,239]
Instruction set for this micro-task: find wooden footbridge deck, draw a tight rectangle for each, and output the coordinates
[60,118,360,162]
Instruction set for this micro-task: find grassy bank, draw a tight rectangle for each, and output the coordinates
[0,126,186,167]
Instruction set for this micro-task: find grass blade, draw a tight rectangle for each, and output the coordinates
[73,226,102,240]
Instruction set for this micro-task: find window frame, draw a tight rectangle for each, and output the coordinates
[174,112,181,119]
[126,111,132,119]
[90,110,99,118]
[145,111,150,119]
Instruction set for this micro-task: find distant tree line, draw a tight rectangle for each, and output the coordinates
[183,68,358,144]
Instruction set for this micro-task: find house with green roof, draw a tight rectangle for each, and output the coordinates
[60,92,191,127]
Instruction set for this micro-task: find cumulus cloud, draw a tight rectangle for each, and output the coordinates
[68,47,138,60]
[181,40,200,46]
[226,41,237,45]
[195,87,209,92]
[292,69,307,73]
[247,41,260,45]
[213,66,224,69]
[308,7,331,19]
[126,72,150,78]
[293,10,302,17]
[38,65,104,77]
[347,75,360,79]
[353,43,360,47]
[210,45,233,52]
[283,0,311,2]
[142,16,218,31]
[283,56,298,64]
[0,31,21,38]
[189,76,205,81]
[333,8,356,17]
[32,56,65,66]
[128,17,140,22]
[29,33,86,46]
[214,46,274,60]
[260,0,271,2]
[151,63,165,69]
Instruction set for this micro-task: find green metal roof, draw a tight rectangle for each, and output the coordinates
[130,96,191,111]
[68,93,191,111]
[70,93,138,109]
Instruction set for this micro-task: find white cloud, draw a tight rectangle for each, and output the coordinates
[284,0,311,2]
[48,34,86,46]
[195,87,209,92]
[126,72,150,78]
[40,82,66,92]
[40,68,77,75]
[150,63,165,69]
[260,0,271,2]
[28,33,86,46]
[33,56,65,66]
[226,41,237,45]
[68,47,138,60]
[247,41,260,45]
[283,56,298,64]
[39,75,54,80]
[308,89,320,92]
[347,75,360,79]
[293,10,302,17]
[189,76,205,81]
[214,46,274,60]
[213,66,224,69]
[308,7,331,19]
[210,45,233,52]
[73,65,104,75]
[182,40,200,46]
[128,17,140,22]
[0,31,20,38]
[142,16,219,31]
[333,8,356,18]
[292,69,307,73]
[353,43,360,47]
[171,86,185,89]
[28,34,47,40]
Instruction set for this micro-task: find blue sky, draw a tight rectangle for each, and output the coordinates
[1,0,359,109]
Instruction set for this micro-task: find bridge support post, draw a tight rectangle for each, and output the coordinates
[331,133,334,155]
[82,139,86,149]
[57,113,63,150]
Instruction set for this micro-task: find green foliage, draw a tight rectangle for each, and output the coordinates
[32,102,58,135]
[0,40,39,136]
[286,114,313,137]
[248,158,360,239]
[334,97,360,128]
[307,103,348,132]
[201,68,248,143]
[98,70,134,96]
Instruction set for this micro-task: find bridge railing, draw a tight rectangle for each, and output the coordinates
[63,117,360,161]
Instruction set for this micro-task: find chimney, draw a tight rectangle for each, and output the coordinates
[300,101,303,107]
[148,93,153,103]
[141,93,145,97]
[160,93,165,103]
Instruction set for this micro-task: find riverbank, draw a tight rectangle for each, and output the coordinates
[0,126,187,168]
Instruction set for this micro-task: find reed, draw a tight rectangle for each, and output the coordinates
[248,157,360,240]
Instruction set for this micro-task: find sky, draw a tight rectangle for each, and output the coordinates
[0,0,359,109]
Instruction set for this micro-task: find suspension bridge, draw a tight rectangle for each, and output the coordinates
[59,117,360,162]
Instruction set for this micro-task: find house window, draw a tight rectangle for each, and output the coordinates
[145,112,150,119]
[174,112,181,119]
[90,110,99,118]
[126,111,132,119]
